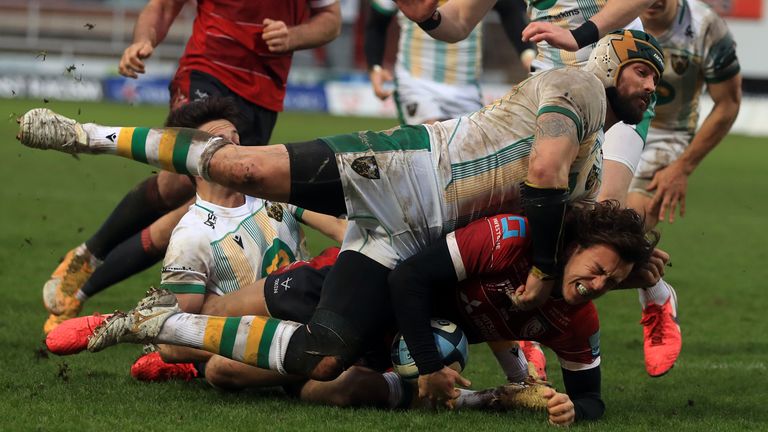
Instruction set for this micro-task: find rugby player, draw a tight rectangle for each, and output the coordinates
[18,30,664,391]
[82,200,662,425]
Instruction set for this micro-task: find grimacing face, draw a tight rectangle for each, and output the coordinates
[560,243,634,305]
[199,119,240,144]
[609,62,658,125]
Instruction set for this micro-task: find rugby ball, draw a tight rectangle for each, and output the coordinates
[391,318,469,380]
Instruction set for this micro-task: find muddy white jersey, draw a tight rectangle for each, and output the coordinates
[651,0,739,133]
[160,195,308,296]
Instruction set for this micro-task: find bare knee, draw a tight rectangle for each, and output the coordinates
[208,145,290,201]
[308,356,345,382]
[205,356,245,391]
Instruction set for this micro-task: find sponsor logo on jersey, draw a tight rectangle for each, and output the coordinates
[105,132,117,142]
[460,292,483,314]
[351,156,380,179]
[233,234,244,249]
[262,239,296,277]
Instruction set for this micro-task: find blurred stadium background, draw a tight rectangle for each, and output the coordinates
[1,0,764,134]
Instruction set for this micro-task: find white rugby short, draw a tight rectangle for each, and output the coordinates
[394,65,483,125]
[629,128,691,196]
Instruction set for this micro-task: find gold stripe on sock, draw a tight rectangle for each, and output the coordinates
[202,316,226,354]
[117,128,135,159]
[242,316,269,366]
[158,129,178,172]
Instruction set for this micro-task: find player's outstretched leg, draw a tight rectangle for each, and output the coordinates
[17,108,226,178]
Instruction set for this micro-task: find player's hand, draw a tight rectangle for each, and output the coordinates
[646,160,690,224]
[395,0,439,23]
[619,248,670,289]
[263,18,292,53]
[418,366,471,409]
[543,387,575,426]
[512,273,555,310]
[119,41,154,78]
[522,22,579,52]
[369,66,394,100]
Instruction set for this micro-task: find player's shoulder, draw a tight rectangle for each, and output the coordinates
[536,68,604,101]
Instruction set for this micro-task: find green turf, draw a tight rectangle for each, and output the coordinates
[1,98,766,431]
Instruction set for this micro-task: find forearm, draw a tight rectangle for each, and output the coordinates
[132,0,185,46]
[677,101,739,175]
[288,4,342,51]
[300,210,347,244]
[493,0,535,55]
[562,367,605,422]
[364,7,393,68]
[427,0,496,43]
[589,0,654,37]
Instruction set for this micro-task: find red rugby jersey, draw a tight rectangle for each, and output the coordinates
[174,0,315,111]
[446,214,601,370]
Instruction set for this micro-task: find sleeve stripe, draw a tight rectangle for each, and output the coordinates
[557,355,601,371]
[161,283,206,294]
[445,231,467,281]
[538,105,584,142]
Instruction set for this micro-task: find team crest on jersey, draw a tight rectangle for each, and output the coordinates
[585,163,601,194]
[670,54,690,75]
[521,318,546,338]
[266,202,284,222]
[406,103,418,117]
[351,156,380,179]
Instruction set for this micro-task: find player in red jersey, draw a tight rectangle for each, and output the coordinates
[76,201,663,425]
[39,0,342,334]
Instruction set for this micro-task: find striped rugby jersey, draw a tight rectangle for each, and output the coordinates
[427,67,606,230]
[372,0,482,85]
[650,0,740,133]
[160,195,308,296]
[527,0,644,71]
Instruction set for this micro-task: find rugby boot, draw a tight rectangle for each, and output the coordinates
[641,286,681,377]
[46,313,111,355]
[87,289,180,352]
[519,340,547,381]
[130,352,198,382]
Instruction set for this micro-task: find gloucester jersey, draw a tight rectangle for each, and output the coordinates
[173,0,335,112]
[445,213,601,371]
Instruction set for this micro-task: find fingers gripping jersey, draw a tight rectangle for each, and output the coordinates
[161,196,308,296]
[445,214,600,370]
[652,0,740,134]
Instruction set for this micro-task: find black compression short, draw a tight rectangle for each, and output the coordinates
[285,139,347,217]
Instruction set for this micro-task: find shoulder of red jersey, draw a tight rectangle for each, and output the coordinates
[446,214,532,280]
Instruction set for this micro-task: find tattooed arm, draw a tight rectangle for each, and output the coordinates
[511,112,580,310]
[528,112,580,189]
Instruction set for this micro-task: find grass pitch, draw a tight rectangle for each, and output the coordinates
[0,98,766,431]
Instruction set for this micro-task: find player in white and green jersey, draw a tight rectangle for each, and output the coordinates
[161,195,308,300]
[366,0,484,125]
[624,0,740,377]
[17,29,664,396]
